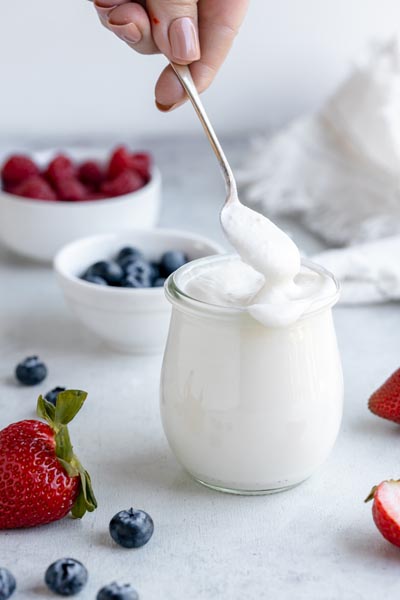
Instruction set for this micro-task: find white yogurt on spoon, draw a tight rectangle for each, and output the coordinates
[184,200,335,327]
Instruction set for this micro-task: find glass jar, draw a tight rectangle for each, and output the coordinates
[160,256,343,495]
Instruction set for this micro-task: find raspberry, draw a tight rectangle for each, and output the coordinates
[78,161,104,188]
[14,176,57,201]
[130,152,152,180]
[84,191,109,201]
[3,182,19,195]
[56,178,88,201]
[101,170,144,197]
[45,155,74,185]
[107,146,132,180]
[2,155,39,186]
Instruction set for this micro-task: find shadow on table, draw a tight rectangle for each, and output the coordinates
[350,416,400,442]
[101,442,221,500]
[339,528,400,566]
[31,584,57,598]
[0,243,49,270]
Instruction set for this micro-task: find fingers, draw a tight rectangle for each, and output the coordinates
[94,0,130,25]
[155,0,249,109]
[155,65,190,110]
[93,0,249,113]
[94,1,159,54]
[146,0,200,64]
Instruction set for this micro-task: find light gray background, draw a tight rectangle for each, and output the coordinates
[1,1,400,138]
[1,138,400,599]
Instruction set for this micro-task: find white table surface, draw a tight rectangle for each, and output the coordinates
[1,137,400,600]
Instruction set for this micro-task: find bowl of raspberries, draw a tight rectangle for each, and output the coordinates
[54,229,223,354]
[0,146,161,262]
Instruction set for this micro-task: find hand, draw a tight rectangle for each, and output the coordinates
[93,0,249,111]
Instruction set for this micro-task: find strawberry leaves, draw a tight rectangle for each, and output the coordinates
[37,395,56,423]
[72,470,97,519]
[36,390,97,519]
[38,390,87,428]
[55,390,87,425]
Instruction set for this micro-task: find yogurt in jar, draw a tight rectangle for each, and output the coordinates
[161,200,343,493]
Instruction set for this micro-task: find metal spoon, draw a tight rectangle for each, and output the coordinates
[170,63,239,208]
[86,0,238,205]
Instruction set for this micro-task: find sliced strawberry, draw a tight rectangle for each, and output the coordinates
[0,390,97,529]
[45,154,75,185]
[130,152,152,181]
[366,480,400,547]
[368,368,400,424]
[2,155,40,186]
[101,170,144,197]
[56,178,88,201]
[14,175,57,201]
[78,161,105,188]
[107,146,132,180]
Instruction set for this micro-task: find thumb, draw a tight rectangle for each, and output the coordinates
[146,0,201,64]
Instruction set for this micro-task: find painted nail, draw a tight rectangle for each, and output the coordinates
[107,21,142,44]
[168,17,200,62]
[155,100,185,112]
[95,0,119,6]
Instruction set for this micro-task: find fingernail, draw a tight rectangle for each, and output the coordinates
[107,21,142,44]
[155,100,185,112]
[169,17,200,62]
[95,0,118,6]
[95,6,117,20]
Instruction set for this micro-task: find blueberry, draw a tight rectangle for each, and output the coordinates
[84,261,124,286]
[0,568,16,600]
[160,251,188,277]
[44,386,66,406]
[149,262,161,282]
[153,278,166,288]
[81,273,108,286]
[122,259,152,288]
[15,356,47,386]
[116,247,144,268]
[121,274,149,288]
[97,582,139,600]
[109,508,154,548]
[44,558,88,596]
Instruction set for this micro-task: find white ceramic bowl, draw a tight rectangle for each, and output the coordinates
[0,148,161,262]
[54,229,224,354]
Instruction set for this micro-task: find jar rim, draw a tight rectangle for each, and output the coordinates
[165,254,340,319]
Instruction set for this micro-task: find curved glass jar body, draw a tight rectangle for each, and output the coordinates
[160,256,343,494]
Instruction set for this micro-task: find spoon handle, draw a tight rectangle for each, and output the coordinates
[170,63,237,201]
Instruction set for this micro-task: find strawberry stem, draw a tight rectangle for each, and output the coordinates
[37,390,97,518]
[364,485,378,503]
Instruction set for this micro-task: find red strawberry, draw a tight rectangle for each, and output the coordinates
[14,175,57,201]
[107,146,132,180]
[130,152,152,181]
[365,480,400,547]
[101,169,144,197]
[56,177,88,201]
[368,368,400,424]
[78,161,104,188]
[0,390,97,529]
[45,154,75,185]
[2,155,40,186]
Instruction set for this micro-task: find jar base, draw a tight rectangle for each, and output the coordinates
[194,476,306,496]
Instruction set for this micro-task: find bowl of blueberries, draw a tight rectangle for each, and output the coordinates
[54,229,224,354]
